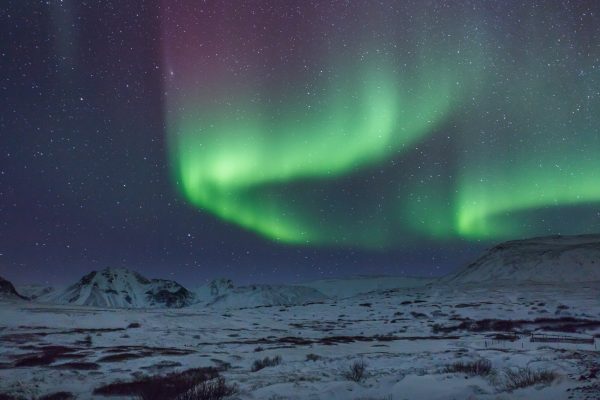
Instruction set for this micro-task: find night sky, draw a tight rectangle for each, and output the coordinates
[1,1,599,286]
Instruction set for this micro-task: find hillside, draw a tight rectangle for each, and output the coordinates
[445,234,600,284]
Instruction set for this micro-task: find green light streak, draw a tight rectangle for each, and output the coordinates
[165,3,600,246]
[168,62,458,244]
[453,16,600,240]
[457,155,600,239]
[404,5,600,242]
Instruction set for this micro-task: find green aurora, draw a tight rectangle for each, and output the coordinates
[164,3,600,247]
[168,61,462,245]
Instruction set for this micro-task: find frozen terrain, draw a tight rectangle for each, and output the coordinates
[0,234,599,399]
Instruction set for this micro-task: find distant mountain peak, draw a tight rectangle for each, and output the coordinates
[0,275,27,300]
[38,267,193,308]
[79,267,151,285]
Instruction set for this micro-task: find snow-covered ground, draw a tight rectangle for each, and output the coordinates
[1,281,598,399]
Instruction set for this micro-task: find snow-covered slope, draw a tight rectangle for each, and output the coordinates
[445,234,600,285]
[38,268,193,308]
[16,284,55,300]
[299,276,433,298]
[191,279,327,308]
[193,278,234,303]
[207,284,327,309]
[0,275,27,300]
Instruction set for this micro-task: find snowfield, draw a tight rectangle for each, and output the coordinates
[1,235,599,399]
[0,281,598,399]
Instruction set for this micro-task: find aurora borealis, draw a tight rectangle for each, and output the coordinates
[2,1,600,284]
[165,52,464,245]
[163,1,600,246]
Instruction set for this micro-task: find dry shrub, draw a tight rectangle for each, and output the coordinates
[503,367,558,390]
[251,355,282,372]
[93,367,220,399]
[444,359,492,376]
[176,377,237,400]
[343,359,368,382]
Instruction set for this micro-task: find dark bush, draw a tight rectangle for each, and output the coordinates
[306,353,321,362]
[343,359,367,382]
[503,367,558,390]
[444,359,492,376]
[251,355,282,372]
[175,377,237,400]
[93,367,220,399]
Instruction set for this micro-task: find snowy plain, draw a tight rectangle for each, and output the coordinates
[2,235,600,399]
[1,280,599,399]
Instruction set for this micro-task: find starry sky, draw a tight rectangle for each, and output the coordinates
[1,1,599,286]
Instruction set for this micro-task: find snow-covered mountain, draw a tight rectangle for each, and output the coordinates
[445,234,600,285]
[38,268,193,308]
[299,276,433,298]
[16,284,55,300]
[0,275,27,300]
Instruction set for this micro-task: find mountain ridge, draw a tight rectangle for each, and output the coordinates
[444,234,600,284]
